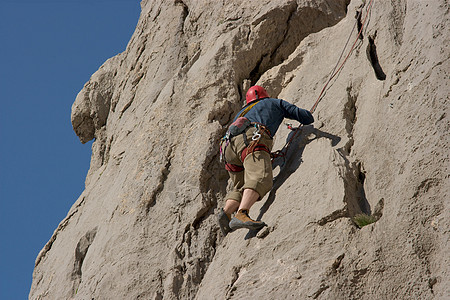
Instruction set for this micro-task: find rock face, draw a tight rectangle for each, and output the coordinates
[30,0,449,299]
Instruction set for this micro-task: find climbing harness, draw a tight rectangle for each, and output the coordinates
[220,99,269,170]
[220,101,273,173]
[238,100,261,118]
[219,100,262,163]
[221,121,272,172]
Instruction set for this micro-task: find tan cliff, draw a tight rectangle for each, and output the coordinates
[30,0,448,299]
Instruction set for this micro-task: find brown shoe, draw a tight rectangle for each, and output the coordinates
[229,209,266,230]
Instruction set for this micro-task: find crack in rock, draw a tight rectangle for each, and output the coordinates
[317,207,349,226]
[343,84,358,154]
[225,266,243,299]
[71,227,98,296]
[332,253,346,271]
[35,197,86,267]
[169,222,218,299]
[244,1,349,86]
[310,283,330,299]
[145,146,174,212]
[366,32,386,80]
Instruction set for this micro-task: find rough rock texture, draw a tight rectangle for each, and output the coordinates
[30,0,449,299]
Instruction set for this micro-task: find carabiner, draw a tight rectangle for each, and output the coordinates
[252,131,261,141]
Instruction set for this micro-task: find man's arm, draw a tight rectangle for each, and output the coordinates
[280,99,314,125]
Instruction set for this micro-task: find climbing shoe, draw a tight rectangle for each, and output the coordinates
[229,209,266,231]
[218,208,232,236]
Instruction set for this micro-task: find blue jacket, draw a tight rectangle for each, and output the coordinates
[233,98,314,137]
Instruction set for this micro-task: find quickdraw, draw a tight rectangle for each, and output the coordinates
[270,123,301,165]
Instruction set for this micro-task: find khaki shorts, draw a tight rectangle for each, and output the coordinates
[223,126,274,202]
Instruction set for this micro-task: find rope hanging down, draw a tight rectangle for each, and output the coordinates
[310,0,374,114]
[274,0,375,161]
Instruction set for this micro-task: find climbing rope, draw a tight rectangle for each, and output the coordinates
[270,122,300,162]
[310,0,375,113]
[274,0,375,162]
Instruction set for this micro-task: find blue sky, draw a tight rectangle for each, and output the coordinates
[0,1,141,298]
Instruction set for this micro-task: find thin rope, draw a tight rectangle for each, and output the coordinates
[273,0,375,162]
[310,0,375,113]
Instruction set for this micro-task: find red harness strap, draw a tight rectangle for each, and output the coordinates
[224,144,270,173]
[225,163,245,172]
[241,144,271,162]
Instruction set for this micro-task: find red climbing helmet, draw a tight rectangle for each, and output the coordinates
[246,85,269,104]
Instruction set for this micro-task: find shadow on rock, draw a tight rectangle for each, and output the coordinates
[245,125,340,240]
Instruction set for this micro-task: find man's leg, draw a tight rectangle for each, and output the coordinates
[229,188,266,231]
[238,188,260,211]
[218,170,243,236]
[222,189,257,226]
[229,147,272,231]
[224,199,240,215]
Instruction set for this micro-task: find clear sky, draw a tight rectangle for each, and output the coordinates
[0,1,141,298]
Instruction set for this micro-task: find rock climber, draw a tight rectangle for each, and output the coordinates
[218,85,314,235]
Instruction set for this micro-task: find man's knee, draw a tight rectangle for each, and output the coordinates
[242,179,272,199]
[225,190,242,203]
